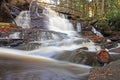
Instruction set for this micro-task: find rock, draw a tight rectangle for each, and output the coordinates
[0,23,19,33]
[54,48,120,67]
[105,31,120,42]
[29,1,47,29]
[100,42,118,49]
[109,47,120,53]
[0,23,18,28]
[82,31,104,43]
[54,49,99,66]
[88,60,120,80]
[78,47,88,50]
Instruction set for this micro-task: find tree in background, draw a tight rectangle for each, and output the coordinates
[59,0,120,31]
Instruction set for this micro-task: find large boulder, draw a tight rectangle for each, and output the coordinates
[54,48,120,67]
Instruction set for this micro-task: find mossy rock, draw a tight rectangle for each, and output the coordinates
[0,23,19,28]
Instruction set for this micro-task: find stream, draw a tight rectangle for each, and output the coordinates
[0,0,119,80]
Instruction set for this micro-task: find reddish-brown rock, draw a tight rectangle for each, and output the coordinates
[82,31,104,43]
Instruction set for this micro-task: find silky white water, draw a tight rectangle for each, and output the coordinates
[14,11,31,28]
[12,0,101,53]
[9,32,20,39]
[0,47,91,80]
[44,8,77,37]
[28,41,101,58]
[76,22,82,32]
[1,0,101,67]
[92,26,103,37]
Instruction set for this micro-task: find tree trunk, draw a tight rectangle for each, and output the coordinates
[101,0,105,17]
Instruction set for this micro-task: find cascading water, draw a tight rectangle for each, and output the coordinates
[91,26,103,37]
[23,4,102,69]
[76,22,82,32]
[44,8,77,37]
[9,32,20,39]
[10,11,31,39]
[0,48,91,80]
[12,0,101,52]
[14,11,31,28]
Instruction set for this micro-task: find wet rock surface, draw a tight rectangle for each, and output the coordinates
[109,47,120,53]
[81,31,104,43]
[100,42,118,49]
[54,48,120,67]
[101,31,120,43]
[88,60,120,80]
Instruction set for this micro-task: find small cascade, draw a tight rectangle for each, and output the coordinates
[10,11,30,39]
[14,11,31,28]
[21,29,68,41]
[76,22,82,32]
[40,31,68,41]
[9,32,20,39]
[91,26,103,37]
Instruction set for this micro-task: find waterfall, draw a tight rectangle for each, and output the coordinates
[12,0,101,52]
[14,0,77,36]
[76,22,81,32]
[29,0,78,37]
[91,26,103,37]
[44,8,77,37]
[11,11,31,39]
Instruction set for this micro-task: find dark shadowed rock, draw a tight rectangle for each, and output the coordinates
[100,42,118,49]
[29,1,47,29]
